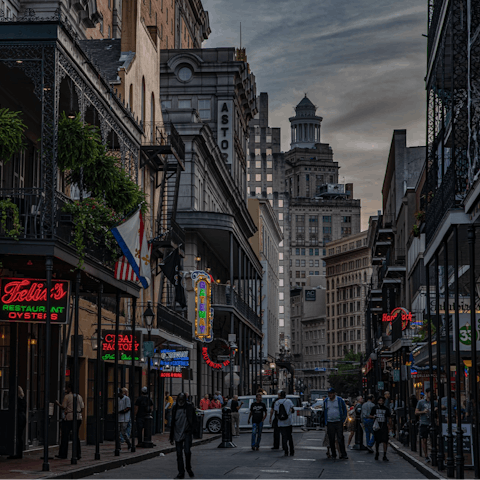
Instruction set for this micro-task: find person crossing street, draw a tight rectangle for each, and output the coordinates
[362,394,376,453]
[323,388,348,460]
[274,390,295,457]
[248,392,267,450]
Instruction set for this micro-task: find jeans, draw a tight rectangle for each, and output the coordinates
[175,433,193,475]
[363,418,375,447]
[231,412,240,436]
[280,425,294,454]
[119,421,131,446]
[272,418,280,449]
[251,422,263,447]
[327,421,347,458]
[59,420,82,459]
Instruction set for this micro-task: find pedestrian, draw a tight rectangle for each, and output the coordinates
[384,391,391,411]
[362,394,376,453]
[269,391,281,450]
[165,391,174,430]
[274,390,295,456]
[210,395,221,409]
[440,390,457,422]
[135,386,153,447]
[199,394,210,410]
[170,393,197,479]
[369,396,392,461]
[55,382,84,460]
[248,392,267,450]
[215,391,224,406]
[8,386,26,459]
[353,396,364,448]
[118,387,132,451]
[323,387,348,460]
[230,395,243,437]
[415,388,437,463]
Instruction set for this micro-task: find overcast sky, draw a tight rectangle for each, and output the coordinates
[202,0,428,230]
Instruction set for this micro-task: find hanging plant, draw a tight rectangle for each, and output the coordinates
[412,224,420,237]
[0,198,23,240]
[0,108,27,163]
[414,210,425,222]
[63,197,122,269]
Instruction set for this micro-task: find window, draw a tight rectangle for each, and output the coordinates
[267,161,272,169]
[267,135,272,143]
[198,99,211,119]
[323,216,331,223]
[301,260,306,267]
[266,148,272,156]
[315,248,319,255]
[255,187,261,195]
[179,99,192,108]
[296,271,300,278]
[279,266,284,274]
[267,174,273,182]
[341,227,352,236]
[301,248,306,255]
[255,135,261,143]
[279,252,284,260]
[279,200,284,207]
[295,248,300,255]
[100,19,104,34]
[343,216,352,223]
[309,271,314,276]
[279,213,283,220]
[108,25,111,38]
[255,174,261,181]
[279,279,284,287]
[255,148,261,155]
[279,292,284,300]
[323,226,332,234]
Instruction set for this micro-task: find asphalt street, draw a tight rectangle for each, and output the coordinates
[86,428,427,479]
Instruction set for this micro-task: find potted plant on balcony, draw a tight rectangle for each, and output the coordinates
[58,113,147,268]
[0,108,27,163]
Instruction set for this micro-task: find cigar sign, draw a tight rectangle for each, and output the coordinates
[101,331,142,361]
[382,307,412,331]
[0,278,70,324]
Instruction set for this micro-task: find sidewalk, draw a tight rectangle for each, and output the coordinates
[389,438,476,480]
[0,433,221,480]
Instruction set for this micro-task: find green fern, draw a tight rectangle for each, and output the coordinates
[0,108,27,162]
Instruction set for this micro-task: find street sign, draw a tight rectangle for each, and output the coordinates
[314,367,326,372]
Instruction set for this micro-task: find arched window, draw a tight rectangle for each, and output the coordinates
[141,77,146,126]
[129,84,133,111]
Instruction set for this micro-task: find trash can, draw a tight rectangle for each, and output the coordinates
[193,410,204,439]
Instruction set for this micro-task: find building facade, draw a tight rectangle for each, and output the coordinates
[325,231,372,362]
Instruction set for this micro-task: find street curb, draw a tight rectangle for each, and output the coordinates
[389,441,445,480]
[46,435,222,479]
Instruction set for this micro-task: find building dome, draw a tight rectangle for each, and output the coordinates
[289,95,323,149]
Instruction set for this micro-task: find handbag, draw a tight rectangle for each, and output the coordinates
[373,418,381,431]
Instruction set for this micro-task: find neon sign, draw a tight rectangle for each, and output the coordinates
[382,307,412,331]
[193,271,213,342]
[0,278,70,324]
[202,347,230,370]
[101,332,142,361]
[160,349,189,377]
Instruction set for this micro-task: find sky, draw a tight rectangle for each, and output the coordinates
[202,0,428,230]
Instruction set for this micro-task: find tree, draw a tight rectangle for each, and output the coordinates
[327,350,362,398]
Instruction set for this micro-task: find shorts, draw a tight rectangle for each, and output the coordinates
[419,424,430,439]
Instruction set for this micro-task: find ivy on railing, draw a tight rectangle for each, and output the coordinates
[0,198,23,240]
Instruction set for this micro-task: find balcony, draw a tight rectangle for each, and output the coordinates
[211,283,261,331]
[141,121,185,171]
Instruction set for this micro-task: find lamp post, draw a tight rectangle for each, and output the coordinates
[91,327,103,460]
[143,302,155,448]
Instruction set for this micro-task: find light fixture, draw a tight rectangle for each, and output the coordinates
[16,60,23,64]
[91,329,103,351]
[196,256,201,262]
[143,301,155,332]
[27,260,33,266]
[216,279,221,284]
[29,334,37,346]
[67,112,76,119]
[206,267,211,273]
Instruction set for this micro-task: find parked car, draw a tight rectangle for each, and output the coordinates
[201,394,306,433]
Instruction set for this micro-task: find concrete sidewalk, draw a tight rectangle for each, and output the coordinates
[0,433,221,480]
[390,438,476,480]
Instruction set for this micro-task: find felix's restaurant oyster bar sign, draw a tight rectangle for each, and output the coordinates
[0,278,70,324]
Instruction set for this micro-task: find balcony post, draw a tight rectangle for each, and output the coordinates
[243,253,247,304]
[247,261,251,309]
[229,233,234,300]
[238,322,243,395]
[238,244,242,299]
[130,298,136,453]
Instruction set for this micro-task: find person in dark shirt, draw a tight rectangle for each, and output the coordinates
[369,396,392,461]
[135,386,154,447]
[248,393,267,450]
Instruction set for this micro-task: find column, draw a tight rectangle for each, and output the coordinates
[243,254,247,303]
[238,244,242,298]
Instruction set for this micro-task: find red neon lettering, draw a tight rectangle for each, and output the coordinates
[202,347,230,370]
[102,333,139,352]
[1,279,68,304]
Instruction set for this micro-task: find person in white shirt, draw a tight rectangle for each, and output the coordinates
[118,387,132,450]
[274,390,295,456]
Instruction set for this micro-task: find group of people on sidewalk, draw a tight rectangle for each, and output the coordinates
[326,389,394,462]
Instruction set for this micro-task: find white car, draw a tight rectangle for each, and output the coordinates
[201,395,306,434]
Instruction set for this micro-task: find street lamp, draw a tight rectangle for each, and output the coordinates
[91,330,103,351]
[143,301,155,448]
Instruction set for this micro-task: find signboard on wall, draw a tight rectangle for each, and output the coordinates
[382,307,412,331]
[452,313,480,351]
[305,290,316,301]
[0,278,70,324]
[101,331,142,362]
[217,99,233,164]
[192,271,214,343]
[160,349,189,378]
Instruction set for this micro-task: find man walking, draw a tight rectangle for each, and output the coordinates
[415,388,437,462]
[165,391,174,430]
[248,392,267,450]
[118,387,132,450]
[230,395,243,437]
[135,386,153,447]
[274,390,295,456]
[269,391,281,450]
[323,388,348,460]
[362,394,376,452]
[170,393,197,479]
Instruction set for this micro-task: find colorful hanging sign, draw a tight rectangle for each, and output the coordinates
[0,278,70,324]
[192,271,214,343]
[160,349,189,378]
[202,347,230,370]
[382,307,412,330]
[101,331,142,361]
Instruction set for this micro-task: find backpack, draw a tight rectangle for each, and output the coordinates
[278,400,289,421]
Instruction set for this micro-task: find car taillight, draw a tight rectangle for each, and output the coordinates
[297,411,300,416]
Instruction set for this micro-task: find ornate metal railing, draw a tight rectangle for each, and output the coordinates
[428,0,445,58]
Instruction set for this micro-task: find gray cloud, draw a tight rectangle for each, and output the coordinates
[202,0,427,228]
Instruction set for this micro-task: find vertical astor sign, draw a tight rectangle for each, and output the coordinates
[193,271,213,342]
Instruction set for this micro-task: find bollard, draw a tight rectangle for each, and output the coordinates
[143,412,154,448]
[218,406,236,448]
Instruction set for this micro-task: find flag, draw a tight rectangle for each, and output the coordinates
[111,210,151,289]
[161,248,187,308]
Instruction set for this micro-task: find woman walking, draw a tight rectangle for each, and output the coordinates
[369,396,392,461]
